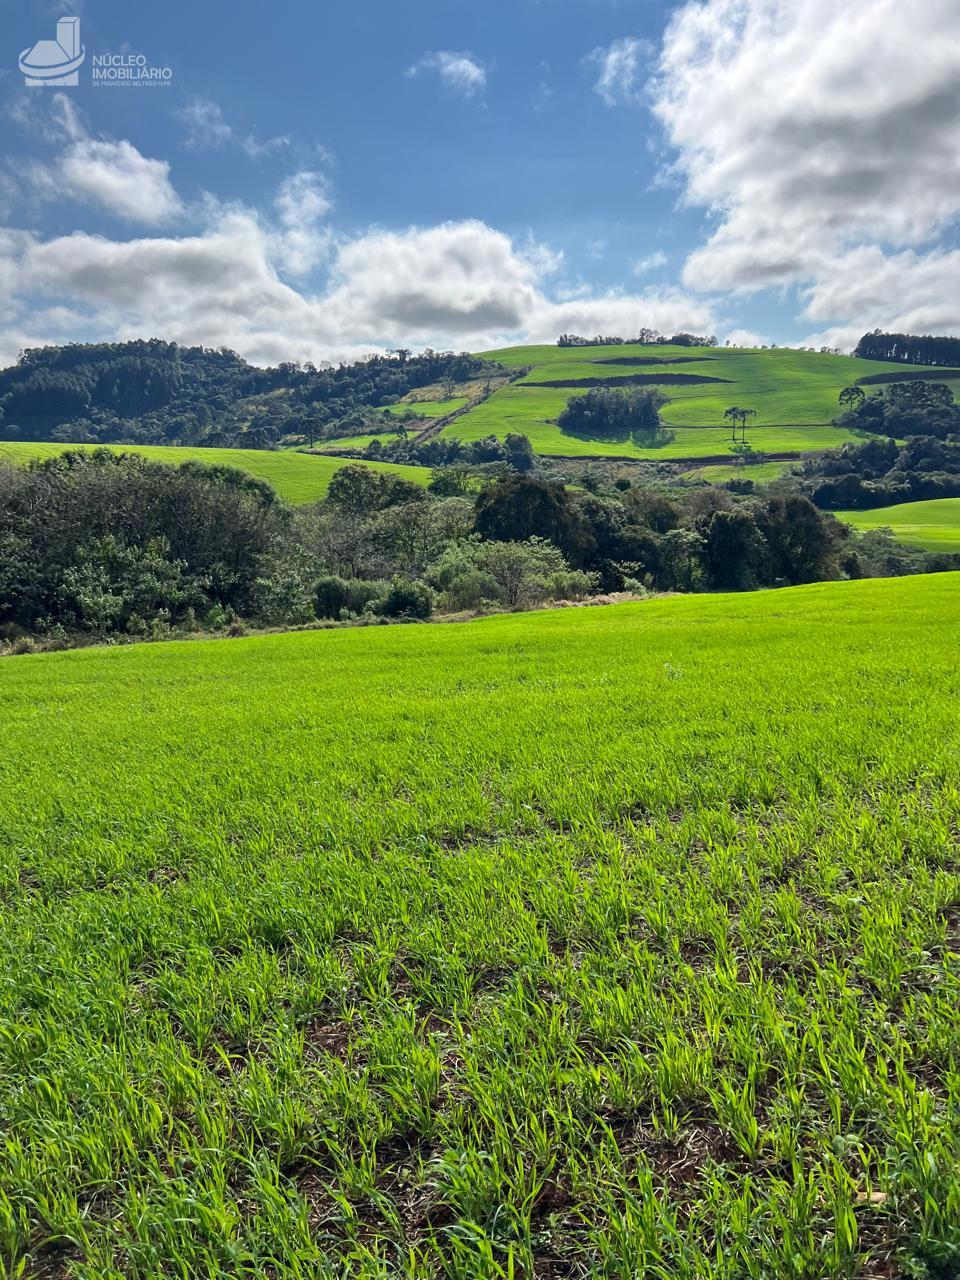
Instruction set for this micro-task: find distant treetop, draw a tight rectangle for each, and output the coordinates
[557,332,718,349]
[854,330,960,367]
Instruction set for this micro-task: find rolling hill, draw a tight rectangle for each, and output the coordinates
[0,441,430,505]
[438,344,953,461]
[1,572,958,1275]
[839,496,960,552]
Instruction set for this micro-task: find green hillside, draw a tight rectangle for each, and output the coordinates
[2,573,959,1276]
[0,442,430,505]
[839,497,960,551]
[440,344,951,460]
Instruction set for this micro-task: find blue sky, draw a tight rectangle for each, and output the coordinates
[1,0,958,365]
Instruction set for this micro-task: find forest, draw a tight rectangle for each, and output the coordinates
[0,340,493,449]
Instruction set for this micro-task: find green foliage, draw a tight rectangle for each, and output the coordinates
[800,436,960,510]
[0,574,958,1275]
[0,450,293,634]
[834,380,960,440]
[0,339,494,448]
[474,475,595,563]
[557,386,668,442]
[379,576,433,619]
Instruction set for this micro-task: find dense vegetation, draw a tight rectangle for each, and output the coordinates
[1,573,958,1277]
[834,381,960,440]
[799,436,960,510]
[0,340,494,449]
[557,331,718,348]
[855,330,960,367]
[4,448,949,649]
[556,387,669,443]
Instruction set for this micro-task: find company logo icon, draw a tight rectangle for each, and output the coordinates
[19,16,85,86]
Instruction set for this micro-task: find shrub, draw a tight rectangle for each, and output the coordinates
[379,577,433,620]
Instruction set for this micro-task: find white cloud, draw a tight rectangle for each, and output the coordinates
[722,328,769,348]
[272,171,333,277]
[406,51,488,99]
[27,94,181,226]
[0,211,715,367]
[178,97,291,160]
[633,250,667,275]
[586,37,649,107]
[178,99,233,150]
[651,0,960,346]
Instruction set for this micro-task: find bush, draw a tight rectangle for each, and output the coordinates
[379,577,433,619]
[315,576,351,618]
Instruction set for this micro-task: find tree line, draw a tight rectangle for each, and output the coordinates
[557,332,718,348]
[834,380,960,440]
[0,340,497,451]
[854,330,960,367]
[4,449,944,653]
[799,436,960,510]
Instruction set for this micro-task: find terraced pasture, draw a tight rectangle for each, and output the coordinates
[444,345,950,460]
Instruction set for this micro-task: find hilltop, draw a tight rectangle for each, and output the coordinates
[437,342,960,461]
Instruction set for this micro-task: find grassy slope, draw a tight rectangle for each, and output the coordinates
[0,441,429,505]
[1,573,959,1276]
[443,345,946,460]
[684,460,797,484]
[382,397,468,418]
[839,497,960,551]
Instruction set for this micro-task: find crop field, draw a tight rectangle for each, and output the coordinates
[1,574,959,1278]
[839,498,960,553]
[441,345,950,460]
[441,386,866,460]
[0,442,430,506]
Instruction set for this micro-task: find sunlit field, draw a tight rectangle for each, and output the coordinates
[839,497,960,552]
[1,573,959,1277]
[0,442,430,505]
[437,345,950,460]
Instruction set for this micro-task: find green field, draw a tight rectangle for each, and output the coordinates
[2,574,959,1277]
[316,433,407,452]
[383,398,468,419]
[440,345,947,460]
[683,460,797,484]
[442,385,866,459]
[839,498,960,552]
[0,442,430,505]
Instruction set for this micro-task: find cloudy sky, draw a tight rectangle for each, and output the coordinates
[2,0,959,366]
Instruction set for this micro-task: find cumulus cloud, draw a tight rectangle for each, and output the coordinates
[28,95,182,225]
[406,51,488,99]
[0,210,715,367]
[586,37,650,106]
[651,0,960,344]
[272,171,333,277]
